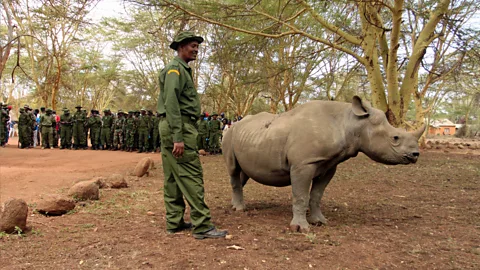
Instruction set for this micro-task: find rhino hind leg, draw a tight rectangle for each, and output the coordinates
[307,166,337,226]
[230,170,249,211]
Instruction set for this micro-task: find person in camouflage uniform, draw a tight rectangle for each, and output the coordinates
[208,112,222,154]
[87,109,102,150]
[0,103,8,147]
[124,111,136,152]
[137,108,151,153]
[52,110,59,148]
[196,113,208,151]
[101,109,114,150]
[18,108,29,148]
[152,112,161,153]
[24,105,36,148]
[148,110,154,152]
[40,108,55,149]
[112,110,125,151]
[73,105,87,150]
[60,108,73,149]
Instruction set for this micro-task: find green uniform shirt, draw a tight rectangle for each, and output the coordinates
[197,119,208,134]
[60,114,73,126]
[102,115,114,128]
[137,115,151,129]
[157,56,201,142]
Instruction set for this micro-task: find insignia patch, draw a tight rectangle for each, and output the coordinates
[167,69,180,75]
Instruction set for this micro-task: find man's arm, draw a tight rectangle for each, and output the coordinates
[163,68,183,143]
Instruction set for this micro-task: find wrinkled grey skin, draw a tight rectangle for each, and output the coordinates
[222,96,425,232]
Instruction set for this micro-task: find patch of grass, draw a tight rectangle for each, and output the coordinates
[304,233,317,244]
[76,223,95,229]
[0,231,9,239]
[31,228,43,236]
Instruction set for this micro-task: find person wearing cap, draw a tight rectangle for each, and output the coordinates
[101,109,114,150]
[0,102,7,146]
[39,108,55,149]
[24,105,35,148]
[112,110,126,151]
[73,105,87,150]
[136,108,151,153]
[87,109,102,150]
[60,108,73,149]
[157,31,227,239]
[208,112,222,155]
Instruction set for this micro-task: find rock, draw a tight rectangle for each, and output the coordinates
[147,211,155,216]
[425,144,432,150]
[108,174,128,189]
[34,194,75,216]
[88,177,107,188]
[68,181,100,201]
[199,149,207,156]
[457,145,464,150]
[134,157,152,177]
[0,198,28,234]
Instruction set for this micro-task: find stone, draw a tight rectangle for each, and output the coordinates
[457,145,464,150]
[134,157,152,177]
[199,149,207,156]
[34,194,75,216]
[0,198,28,234]
[88,177,107,188]
[108,174,128,189]
[68,181,100,201]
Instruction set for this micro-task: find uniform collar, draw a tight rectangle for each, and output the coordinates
[174,56,191,70]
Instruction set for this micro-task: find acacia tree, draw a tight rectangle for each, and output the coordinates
[150,0,480,128]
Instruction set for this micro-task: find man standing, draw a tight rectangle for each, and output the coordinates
[60,108,73,149]
[18,108,29,148]
[137,108,151,153]
[24,105,35,148]
[73,105,87,150]
[112,110,125,151]
[196,113,208,151]
[88,109,102,150]
[124,111,136,152]
[101,109,114,150]
[40,108,55,149]
[209,112,221,154]
[157,31,227,239]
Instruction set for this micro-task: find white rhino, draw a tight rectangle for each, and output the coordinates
[222,96,424,232]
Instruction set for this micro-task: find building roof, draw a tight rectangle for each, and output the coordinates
[430,119,456,128]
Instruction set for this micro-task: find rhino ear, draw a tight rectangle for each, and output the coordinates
[352,96,370,117]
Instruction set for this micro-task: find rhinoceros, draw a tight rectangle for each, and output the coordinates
[222,96,424,232]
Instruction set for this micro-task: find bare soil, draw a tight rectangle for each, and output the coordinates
[1,137,479,269]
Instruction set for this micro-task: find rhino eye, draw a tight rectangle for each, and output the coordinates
[393,136,399,141]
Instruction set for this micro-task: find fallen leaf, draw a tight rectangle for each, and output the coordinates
[227,245,245,250]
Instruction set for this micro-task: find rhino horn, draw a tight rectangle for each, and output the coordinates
[412,124,426,140]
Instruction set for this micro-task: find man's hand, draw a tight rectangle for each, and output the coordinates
[172,142,184,158]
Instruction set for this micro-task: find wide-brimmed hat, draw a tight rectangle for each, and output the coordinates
[169,31,204,50]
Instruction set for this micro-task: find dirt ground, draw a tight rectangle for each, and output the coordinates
[0,136,479,269]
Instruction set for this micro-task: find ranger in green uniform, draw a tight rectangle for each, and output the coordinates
[101,109,114,150]
[208,112,222,154]
[88,110,102,150]
[158,31,227,239]
[40,108,55,149]
[24,105,35,148]
[124,111,136,152]
[18,108,29,148]
[112,110,125,151]
[137,108,151,153]
[73,105,87,150]
[60,108,73,149]
[196,113,208,151]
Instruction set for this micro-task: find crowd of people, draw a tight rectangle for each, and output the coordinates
[0,102,240,154]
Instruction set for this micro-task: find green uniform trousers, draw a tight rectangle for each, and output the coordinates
[159,118,213,234]
[138,128,149,149]
[197,133,207,150]
[90,128,100,146]
[209,132,220,152]
[19,126,29,148]
[73,123,86,146]
[101,127,112,146]
[41,126,53,147]
[61,126,72,147]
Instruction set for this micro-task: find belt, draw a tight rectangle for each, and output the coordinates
[159,114,198,124]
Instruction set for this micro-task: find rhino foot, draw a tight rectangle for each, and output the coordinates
[307,214,327,226]
[231,204,246,211]
[290,219,310,233]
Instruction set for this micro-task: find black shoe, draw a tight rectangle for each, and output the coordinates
[166,222,193,235]
[137,148,143,153]
[193,227,228,240]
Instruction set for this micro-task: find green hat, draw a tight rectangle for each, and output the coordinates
[103,109,109,112]
[75,105,82,108]
[212,112,218,116]
[46,108,52,112]
[128,110,134,114]
[62,107,68,111]
[19,108,25,112]
[141,108,146,111]
[24,104,30,108]
[169,31,204,50]
[117,109,124,114]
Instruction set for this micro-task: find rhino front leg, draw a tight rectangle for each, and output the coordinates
[308,166,336,225]
[290,165,316,233]
[230,171,249,211]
